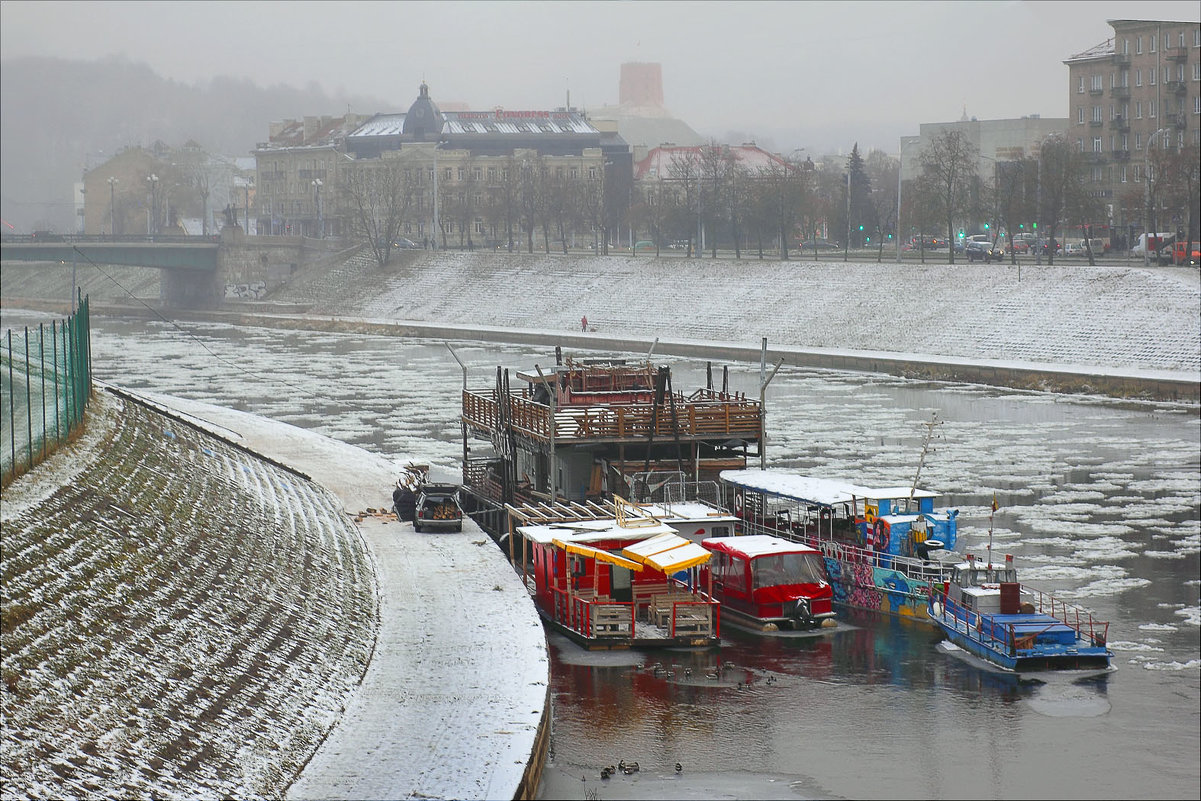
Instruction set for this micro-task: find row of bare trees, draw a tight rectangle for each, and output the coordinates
[338,135,1199,268]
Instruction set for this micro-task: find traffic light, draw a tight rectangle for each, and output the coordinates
[983,223,990,230]
[1019,223,1024,230]
[958,229,965,238]
[858,225,864,231]
[1032,222,1038,230]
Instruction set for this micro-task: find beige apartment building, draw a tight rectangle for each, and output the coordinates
[1064,18,1201,242]
[253,84,631,247]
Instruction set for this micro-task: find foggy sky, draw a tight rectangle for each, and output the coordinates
[3,0,1199,153]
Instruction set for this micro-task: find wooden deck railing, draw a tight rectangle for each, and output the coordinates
[462,389,762,443]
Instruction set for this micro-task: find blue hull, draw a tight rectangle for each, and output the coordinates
[928,603,1111,672]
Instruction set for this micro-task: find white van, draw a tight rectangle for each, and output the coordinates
[1132,233,1173,255]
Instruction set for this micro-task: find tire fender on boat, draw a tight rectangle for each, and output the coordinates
[931,600,942,618]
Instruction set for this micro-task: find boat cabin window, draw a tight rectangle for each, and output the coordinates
[714,553,748,593]
[954,566,1017,586]
[752,552,827,589]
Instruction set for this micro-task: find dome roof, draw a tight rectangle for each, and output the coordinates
[402,82,445,141]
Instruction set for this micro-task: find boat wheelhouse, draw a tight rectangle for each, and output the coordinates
[459,352,762,538]
[700,535,836,631]
[928,553,1111,672]
[505,501,720,650]
[719,469,960,620]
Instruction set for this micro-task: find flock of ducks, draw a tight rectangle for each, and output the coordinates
[597,760,684,780]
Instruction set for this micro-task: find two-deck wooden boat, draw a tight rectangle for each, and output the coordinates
[459,352,763,539]
[719,469,961,620]
[505,502,720,650]
[928,552,1112,672]
[699,535,837,632]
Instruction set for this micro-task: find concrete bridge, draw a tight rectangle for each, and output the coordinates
[1,232,346,309]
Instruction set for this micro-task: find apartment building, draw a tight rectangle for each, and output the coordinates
[1064,18,1201,237]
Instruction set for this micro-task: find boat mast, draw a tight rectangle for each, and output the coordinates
[906,411,940,512]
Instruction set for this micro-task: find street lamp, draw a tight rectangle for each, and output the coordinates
[1143,127,1170,267]
[896,136,920,261]
[312,178,323,238]
[107,177,118,238]
[146,174,159,235]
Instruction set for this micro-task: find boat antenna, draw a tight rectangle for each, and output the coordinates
[988,492,997,566]
[906,411,940,512]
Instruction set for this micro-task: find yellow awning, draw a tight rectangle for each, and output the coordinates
[552,539,645,571]
[621,533,712,573]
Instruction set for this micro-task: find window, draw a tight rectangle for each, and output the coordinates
[1093,137,1102,152]
[1136,69,1142,86]
[1136,100,1143,118]
[569,167,578,179]
[1150,67,1156,85]
[588,166,597,180]
[1092,105,1103,122]
[1150,99,1157,117]
[443,167,452,181]
[1193,62,1200,81]
[1122,133,1129,150]
[1195,95,1201,114]
[1123,38,1130,54]
[487,167,496,182]
[473,167,482,180]
[1092,166,1103,182]
[1134,164,1141,182]
[1150,34,1156,53]
[1078,75,1085,93]
[1077,138,1085,152]
[1110,104,1117,120]
[1119,165,1127,183]
[1091,74,1103,91]
[1078,106,1085,124]
[457,167,464,181]
[1195,28,1200,47]
[1137,36,1143,54]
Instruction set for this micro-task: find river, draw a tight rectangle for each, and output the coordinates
[5,309,1198,799]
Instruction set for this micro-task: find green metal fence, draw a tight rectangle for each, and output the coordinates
[1,294,92,487]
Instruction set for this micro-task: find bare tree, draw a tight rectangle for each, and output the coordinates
[1038,136,1093,266]
[917,130,979,264]
[665,150,702,256]
[864,149,898,262]
[341,155,414,267]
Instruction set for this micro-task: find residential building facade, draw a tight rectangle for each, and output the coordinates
[1064,18,1201,239]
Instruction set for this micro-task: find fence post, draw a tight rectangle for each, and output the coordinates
[25,327,33,472]
[52,320,61,444]
[39,322,47,461]
[6,329,14,473]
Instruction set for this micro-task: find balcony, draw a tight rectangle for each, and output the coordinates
[1112,116,1130,131]
[1166,79,1187,94]
[1110,84,1130,99]
[1172,113,1187,130]
[1089,86,1105,96]
[1089,119,1104,128]
[1112,52,1131,67]
[1166,45,1188,62]
[1112,149,1131,162]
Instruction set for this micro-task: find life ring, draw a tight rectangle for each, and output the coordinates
[734,493,743,514]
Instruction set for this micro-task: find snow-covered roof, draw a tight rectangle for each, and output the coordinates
[720,469,939,507]
[518,518,677,545]
[1065,37,1115,62]
[635,143,789,180]
[636,500,737,523]
[702,534,820,559]
[349,109,599,139]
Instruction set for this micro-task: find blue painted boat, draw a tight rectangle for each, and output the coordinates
[927,553,1112,672]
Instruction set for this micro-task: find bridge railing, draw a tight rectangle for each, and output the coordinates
[1,294,92,487]
[1,234,221,245]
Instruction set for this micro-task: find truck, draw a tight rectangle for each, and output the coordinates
[1158,239,1200,267]
[1131,232,1174,256]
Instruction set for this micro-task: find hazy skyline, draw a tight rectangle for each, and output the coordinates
[3,0,1199,152]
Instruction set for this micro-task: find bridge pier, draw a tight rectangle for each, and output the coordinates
[162,269,222,309]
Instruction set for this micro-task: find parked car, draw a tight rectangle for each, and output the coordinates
[799,239,839,252]
[965,240,1003,262]
[391,237,420,249]
[906,235,946,250]
[414,483,464,533]
[667,240,689,250]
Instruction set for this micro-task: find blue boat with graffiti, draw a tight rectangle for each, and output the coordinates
[719,468,960,620]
